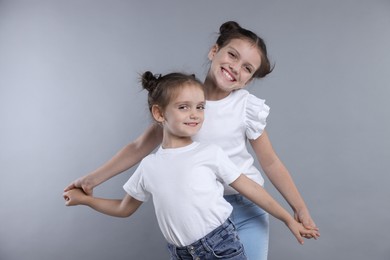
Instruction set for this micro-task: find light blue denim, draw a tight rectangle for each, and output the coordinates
[224,194,270,260]
[167,218,247,259]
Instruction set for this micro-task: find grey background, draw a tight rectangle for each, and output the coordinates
[0,1,389,259]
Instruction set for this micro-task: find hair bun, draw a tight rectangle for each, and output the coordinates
[219,21,241,34]
[141,71,160,92]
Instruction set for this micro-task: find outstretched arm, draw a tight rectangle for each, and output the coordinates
[230,174,319,244]
[64,124,162,195]
[63,189,143,218]
[250,130,318,230]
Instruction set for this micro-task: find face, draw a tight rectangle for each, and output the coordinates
[207,38,262,93]
[154,83,205,143]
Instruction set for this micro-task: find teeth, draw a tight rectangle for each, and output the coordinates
[222,69,234,81]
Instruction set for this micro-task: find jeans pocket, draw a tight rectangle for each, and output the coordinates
[206,229,246,259]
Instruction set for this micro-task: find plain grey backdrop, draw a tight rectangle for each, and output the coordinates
[1,1,389,259]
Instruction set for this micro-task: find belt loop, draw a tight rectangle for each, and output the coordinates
[228,216,237,230]
[168,243,179,259]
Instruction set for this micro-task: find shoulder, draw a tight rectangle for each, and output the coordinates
[231,89,250,100]
[138,153,158,167]
[192,143,226,160]
[231,89,268,108]
[196,143,229,162]
[241,91,270,140]
[197,142,223,152]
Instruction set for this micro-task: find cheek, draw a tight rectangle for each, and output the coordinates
[242,73,254,84]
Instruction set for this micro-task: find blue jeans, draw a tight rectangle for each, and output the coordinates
[167,218,247,259]
[225,194,269,260]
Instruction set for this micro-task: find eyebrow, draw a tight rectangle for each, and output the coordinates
[173,100,205,105]
[227,46,256,70]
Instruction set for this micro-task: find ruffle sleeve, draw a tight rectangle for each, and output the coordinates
[245,94,270,140]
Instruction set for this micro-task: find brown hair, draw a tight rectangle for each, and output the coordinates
[141,71,204,113]
[216,21,274,78]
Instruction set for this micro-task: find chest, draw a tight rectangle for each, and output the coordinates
[194,103,246,145]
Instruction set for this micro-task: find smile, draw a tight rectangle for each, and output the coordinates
[222,68,236,82]
[185,122,199,127]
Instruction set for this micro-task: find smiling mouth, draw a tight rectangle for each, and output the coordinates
[222,68,236,82]
[185,122,199,127]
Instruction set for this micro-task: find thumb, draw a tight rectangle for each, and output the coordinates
[64,183,75,192]
[81,184,93,196]
[295,231,304,245]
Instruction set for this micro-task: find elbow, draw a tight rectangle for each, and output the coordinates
[117,210,134,218]
[123,211,134,218]
[118,207,137,218]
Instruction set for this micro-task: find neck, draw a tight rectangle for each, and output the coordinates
[204,76,232,101]
[161,133,193,149]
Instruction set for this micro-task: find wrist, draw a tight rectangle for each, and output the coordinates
[292,203,308,214]
[81,173,98,190]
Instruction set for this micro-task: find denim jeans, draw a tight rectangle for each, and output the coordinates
[225,194,270,260]
[167,218,247,259]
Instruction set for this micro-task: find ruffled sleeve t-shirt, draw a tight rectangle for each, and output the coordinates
[193,89,270,195]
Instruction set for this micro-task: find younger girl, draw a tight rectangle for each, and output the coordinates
[65,21,319,259]
[63,72,318,260]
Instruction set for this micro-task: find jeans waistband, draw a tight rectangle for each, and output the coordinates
[172,217,234,250]
[224,193,245,203]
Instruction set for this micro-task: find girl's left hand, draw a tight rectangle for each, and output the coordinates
[294,208,319,231]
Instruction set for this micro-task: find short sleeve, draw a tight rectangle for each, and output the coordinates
[214,145,242,184]
[245,94,270,140]
[123,163,151,202]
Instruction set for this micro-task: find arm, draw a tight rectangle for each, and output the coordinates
[64,124,163,195]
[250,130,317,229]
[63,189,143,218]
[230,174,319,244]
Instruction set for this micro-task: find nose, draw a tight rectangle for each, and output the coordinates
[190,112,198,119]
[190,108,201,119]
[229,62,239,74]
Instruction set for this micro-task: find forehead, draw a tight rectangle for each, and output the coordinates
[224,38,262,68]
[171,83,205,102]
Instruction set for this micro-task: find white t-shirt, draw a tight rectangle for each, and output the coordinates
[193,89,270,195]
[123,142,241,247]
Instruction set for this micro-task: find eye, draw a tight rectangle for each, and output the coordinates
[228,51,236,58]
[197,104,205,110]
[178,105,189,110]
[245,66,253,73]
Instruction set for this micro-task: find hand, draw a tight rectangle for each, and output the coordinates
[287,219,320,245]
[64,175,94,196]
[294,208,318,231]
[63,188,88,206]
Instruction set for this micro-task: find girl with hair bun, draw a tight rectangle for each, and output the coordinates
[65,21,319,259]
[64,71,318,260]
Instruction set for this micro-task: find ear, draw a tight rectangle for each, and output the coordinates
[207,44,219,61]
[151,105,164,123]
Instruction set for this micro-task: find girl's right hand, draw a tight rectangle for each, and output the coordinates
[63,188,88,206]
[64,175,94,196]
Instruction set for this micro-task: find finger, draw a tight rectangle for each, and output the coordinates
[308,230,320,239]
[303,218,318,229]
[297,235,304,245]
[63,193,70,201]
[294,230,304,245]
[64,183,75,192]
